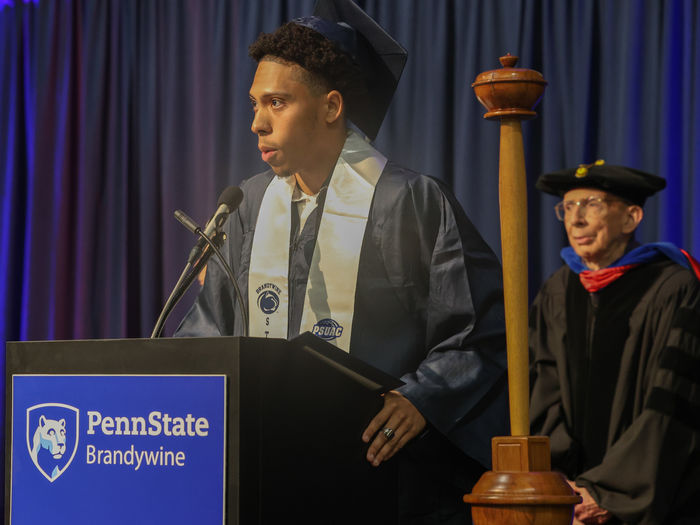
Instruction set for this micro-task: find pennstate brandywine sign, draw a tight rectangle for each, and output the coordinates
[10,375,226,524]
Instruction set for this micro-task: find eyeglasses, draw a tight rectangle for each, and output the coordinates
[554,196,626,221]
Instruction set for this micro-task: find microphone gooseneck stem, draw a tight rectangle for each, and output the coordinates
[197,233,249,337]
[151,262,194,338]
[153,187,246,338]
[151,230,249,338]
[151,230,225,339]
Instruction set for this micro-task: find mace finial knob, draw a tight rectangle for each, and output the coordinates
[472,54,547,120]
[499,54,519,68]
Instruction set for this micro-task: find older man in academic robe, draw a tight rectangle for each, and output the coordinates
[530,163,700,525]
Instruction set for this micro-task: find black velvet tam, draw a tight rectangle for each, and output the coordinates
[536,163,666,205]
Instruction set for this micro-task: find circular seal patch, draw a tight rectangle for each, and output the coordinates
[257,290,279,314]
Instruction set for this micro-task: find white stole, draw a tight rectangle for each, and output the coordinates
[248,131,386,351]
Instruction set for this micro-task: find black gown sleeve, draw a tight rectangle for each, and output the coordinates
[382,174,509,468]
[576,272,700,524]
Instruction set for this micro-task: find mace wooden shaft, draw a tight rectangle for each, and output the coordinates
[473,54,545,437]
[498,119,529,437]
[466,56,579,525]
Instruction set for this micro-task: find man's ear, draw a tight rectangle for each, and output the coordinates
[325,90,344,124]
[622,204,644,234]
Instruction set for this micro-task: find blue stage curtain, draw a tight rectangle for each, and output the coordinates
[1,0,699,511]
[1,0,699,363]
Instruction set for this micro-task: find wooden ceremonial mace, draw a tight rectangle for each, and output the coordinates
[463,55,580,524]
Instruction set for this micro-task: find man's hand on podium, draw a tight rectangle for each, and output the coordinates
[361,390,426,467]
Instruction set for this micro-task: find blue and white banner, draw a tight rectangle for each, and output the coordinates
[10,375,226,524]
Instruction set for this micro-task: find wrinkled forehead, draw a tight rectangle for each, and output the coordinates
[562,187,613,201]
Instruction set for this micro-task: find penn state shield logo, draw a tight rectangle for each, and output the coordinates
[26,403,79,482]
[312,318,344,341]
[257,289,280,314]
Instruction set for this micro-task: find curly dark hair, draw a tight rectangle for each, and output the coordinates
[249,22,367,114]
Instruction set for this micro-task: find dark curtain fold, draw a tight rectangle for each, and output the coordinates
[1,0,699,496]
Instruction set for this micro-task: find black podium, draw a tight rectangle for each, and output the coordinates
[5,334,402,524]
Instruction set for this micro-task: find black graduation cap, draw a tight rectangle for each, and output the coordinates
[294,0,407,141]
[535,161,667,206]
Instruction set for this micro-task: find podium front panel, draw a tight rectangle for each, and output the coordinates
[5,336,399,524]
[10,374,226,524]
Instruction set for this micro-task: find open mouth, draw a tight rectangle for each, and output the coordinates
[259,145,278,163]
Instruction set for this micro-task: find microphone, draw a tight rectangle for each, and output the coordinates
[173,209,199,235]
[151,186,247,338]
[186,186,244,264]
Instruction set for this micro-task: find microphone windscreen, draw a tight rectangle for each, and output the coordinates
[217,186,244,211]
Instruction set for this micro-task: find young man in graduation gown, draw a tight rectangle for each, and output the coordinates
[529,162,700,525]
[176,0,508,522]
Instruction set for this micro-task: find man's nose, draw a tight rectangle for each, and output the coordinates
[251,109,270,135]
[569,204,587,224]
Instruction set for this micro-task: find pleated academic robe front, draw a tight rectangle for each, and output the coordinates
[530,259,700,524]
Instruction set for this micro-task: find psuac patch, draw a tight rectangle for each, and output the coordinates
[312,318,344,341]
